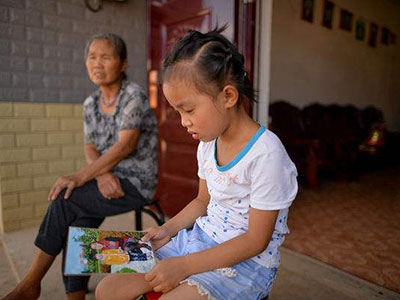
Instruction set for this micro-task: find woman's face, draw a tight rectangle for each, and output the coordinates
[85,39,127,87]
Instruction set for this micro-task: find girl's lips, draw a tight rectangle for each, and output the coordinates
[188,131,199,140]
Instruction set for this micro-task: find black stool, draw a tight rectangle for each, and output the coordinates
[135,200,165,230]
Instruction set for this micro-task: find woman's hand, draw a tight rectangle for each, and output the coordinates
[141,226,171,250]
[144,257,190,293]
[96,172,125,199]
[47,173,86,201]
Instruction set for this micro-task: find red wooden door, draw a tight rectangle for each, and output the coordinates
[148,0,254,217]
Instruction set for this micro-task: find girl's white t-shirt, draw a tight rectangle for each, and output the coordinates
[195,126,298,268]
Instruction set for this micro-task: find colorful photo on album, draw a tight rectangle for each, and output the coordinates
[64,226,156,275]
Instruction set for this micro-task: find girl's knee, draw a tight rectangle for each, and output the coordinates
[95,276,113,300]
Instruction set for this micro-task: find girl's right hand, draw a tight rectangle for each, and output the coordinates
[141,226,171,250]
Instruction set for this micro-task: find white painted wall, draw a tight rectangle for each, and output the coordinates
[269,0,400,130]
[254,0,273,127]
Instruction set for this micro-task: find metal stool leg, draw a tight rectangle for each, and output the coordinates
[135,200,165,230]
[135,209,143,231]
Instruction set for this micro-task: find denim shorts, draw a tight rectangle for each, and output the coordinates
[156,223,277,300]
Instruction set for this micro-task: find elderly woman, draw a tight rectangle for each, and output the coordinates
[3,34,158,300]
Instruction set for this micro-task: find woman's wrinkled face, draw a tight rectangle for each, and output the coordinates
[85,39,126,87]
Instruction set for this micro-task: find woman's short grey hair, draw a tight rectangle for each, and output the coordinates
[85,33,128,79]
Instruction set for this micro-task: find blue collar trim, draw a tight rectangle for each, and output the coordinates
[214,125,266,172]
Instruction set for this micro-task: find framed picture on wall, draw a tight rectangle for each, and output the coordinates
[340,9,353,31]
[322,0,334,29]
[355,19,366,41]
[381,27,390,45]
[369,23,378,47]
[302,0,314,23]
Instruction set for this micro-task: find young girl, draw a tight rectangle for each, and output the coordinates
[95,26,298,300]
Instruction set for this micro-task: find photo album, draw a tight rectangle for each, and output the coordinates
[64,226,156,275]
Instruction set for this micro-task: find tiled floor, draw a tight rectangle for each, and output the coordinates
[284,166,400,293]
[1,168,400,299]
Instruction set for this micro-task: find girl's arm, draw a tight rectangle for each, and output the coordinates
[145,207,279,293]
[142,179,210,249]
[163,179,210,236]
[48,129,140,200]
[183,208,279,271]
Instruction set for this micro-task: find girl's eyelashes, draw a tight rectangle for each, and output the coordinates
[184,108,194,113]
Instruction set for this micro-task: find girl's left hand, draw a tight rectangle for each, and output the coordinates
[144,257,190,293]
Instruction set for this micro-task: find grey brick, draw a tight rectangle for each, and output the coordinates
[0,39,9,54]
[28,58,44,72]
[43,61,58,73]
[71,0,85,6]
[0,23,7,37]
[43,29,57,44]
[57,2,84,19]
[57,18,72,32]
[10,57,26,71]
[11,87,28,101]
[59,61,73,75]
[31,88,59,102]
[57,47,72,60]
[11,40,26,56]
[0,87,12,100]
[44,89,59,102]
[13,73,28,86]
[73,78,88,89]
[26,27,44,42]
[26,0,56,14]
[0,0,25,8]
[27,43,42,58]
[0,71,11,86]
[25,10,42,27]
[0,55,9,70]
[84,8,110,23]
[30,89,46,101]
[43,14,57,28]
[8,24,24,40]
[73,48,84,61]
[64,62,82,74]
[58,32,83,47]
[25,0,42,10]
[72,20,94,35]
[0,6,8,22]
[29,74,43,88]
[58,76,73,89]
[60,89,82,102]
[9,8,24,24]
[43,75,58,88]
[43,45,57,59]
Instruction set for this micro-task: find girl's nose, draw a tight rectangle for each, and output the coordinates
[181,116,192,128]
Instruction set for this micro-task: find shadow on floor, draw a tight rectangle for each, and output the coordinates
[1,211,399,299]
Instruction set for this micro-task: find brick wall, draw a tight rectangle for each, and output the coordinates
[0,0,147,103]
[0,102,86,232]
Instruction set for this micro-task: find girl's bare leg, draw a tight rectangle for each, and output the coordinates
[2,248,55,300]
[160,283,209,300]
[95,274,152,300]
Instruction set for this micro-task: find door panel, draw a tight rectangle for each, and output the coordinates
[149,0,254,216]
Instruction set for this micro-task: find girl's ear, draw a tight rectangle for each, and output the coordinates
[222,85,239,109]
